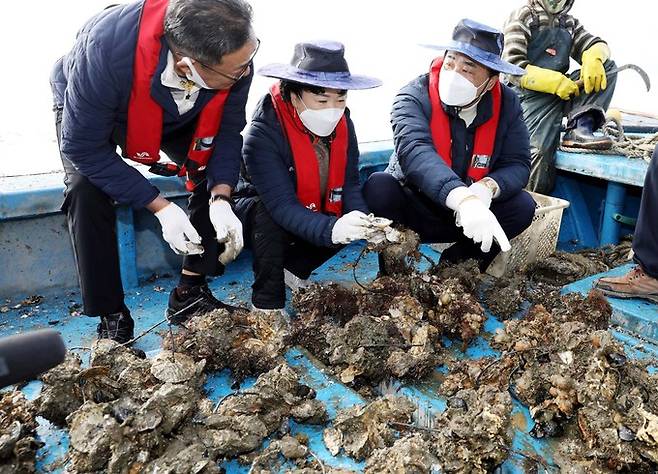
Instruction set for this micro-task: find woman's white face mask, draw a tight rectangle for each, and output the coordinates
[297,97,345,137]
[181,57,213,89]
[439,69,490,107]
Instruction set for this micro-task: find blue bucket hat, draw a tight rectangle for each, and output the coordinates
[421,19,526,76]
[258,40,382,90]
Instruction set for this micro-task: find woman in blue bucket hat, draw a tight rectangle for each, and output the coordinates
[363,19,536,275]
[234,40,391,314]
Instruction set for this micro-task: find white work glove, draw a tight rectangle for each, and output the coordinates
[331,211,371,244]
[468,181,494,208]
[209,199,244,265]
[455,197,511,253]
[154,203,204,255]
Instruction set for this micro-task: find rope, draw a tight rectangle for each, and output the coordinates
[559,118,658,162]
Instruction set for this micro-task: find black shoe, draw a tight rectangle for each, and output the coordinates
[561,128,613,150]
[166,284,242,324]
[97,310,134,344]
[562,108,612,150]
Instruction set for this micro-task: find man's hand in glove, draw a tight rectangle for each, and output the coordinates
[446,186,511,253]
[468,177,499,209]
[154,203,204,255]
[209,197,244,265]
[456,196,511,253]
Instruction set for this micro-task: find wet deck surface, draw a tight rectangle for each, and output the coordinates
[1,244,656,473]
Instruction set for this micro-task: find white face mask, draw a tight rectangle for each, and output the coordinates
[181,57,213,89]
[297,97,345,137]
[439,69,489,107]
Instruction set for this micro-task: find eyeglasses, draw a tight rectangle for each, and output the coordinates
[196,38,260,83]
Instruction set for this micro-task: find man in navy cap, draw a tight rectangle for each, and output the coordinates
[236,41,392,313]
[364,19,536,274]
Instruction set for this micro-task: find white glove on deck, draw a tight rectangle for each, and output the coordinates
[155,203,204,255]
[209,199,244,265]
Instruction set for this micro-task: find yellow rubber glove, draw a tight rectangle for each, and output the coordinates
[520,65,580,100]
[580,42,609,93]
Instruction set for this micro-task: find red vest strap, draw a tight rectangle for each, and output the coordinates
[269,83,349,216]
[428,57,501,182]
[126,0,230,190]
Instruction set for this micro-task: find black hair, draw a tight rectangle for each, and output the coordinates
[164,0,254,65]
[280,80,347,103]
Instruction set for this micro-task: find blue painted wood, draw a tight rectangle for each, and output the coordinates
[599,181,627,245]
[0,170,190,221]
[555,150,648,246]
[116,206,139,289]
[554,174,600,249]
[0,142,395,222]
[555,149,649,187]
[357,140,394,181]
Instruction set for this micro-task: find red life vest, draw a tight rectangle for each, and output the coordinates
[126,0,230,191]
[269,83,349,217]
[428,57,501,182]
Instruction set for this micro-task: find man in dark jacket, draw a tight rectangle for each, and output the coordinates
[503,0,616,192]
[50,0,258,343]
[364,19,536,274]
[236,41,391,313]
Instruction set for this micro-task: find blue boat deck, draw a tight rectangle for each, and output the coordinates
[2,242,657,473]
[1,139,657,472]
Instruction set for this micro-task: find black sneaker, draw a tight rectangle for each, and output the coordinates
[166,284,242,325]
[97,310,135,344]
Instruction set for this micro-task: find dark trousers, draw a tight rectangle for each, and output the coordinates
[519,60,618,193]
[54,107,224,316]
[363,172,536,271]
[634,147,658,278]
[238,199,341,309]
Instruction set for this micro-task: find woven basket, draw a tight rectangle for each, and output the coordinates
[486,192,570,277]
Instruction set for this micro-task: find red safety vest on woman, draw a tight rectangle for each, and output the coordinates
[428,57,501,182]
[269,83,349,216]
[126,0,230,191]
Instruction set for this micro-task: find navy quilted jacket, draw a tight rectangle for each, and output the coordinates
[387,73,531,206]
[240,94,369,247]
[50,1,252,209]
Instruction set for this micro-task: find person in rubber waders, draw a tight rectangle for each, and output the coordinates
[503,0,617,193]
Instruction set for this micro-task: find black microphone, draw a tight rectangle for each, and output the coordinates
[0,329,67,389]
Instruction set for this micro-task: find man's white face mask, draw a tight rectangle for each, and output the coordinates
[181,57,213,89]
[298,97,345,137]
[542,0,569,14]
[439,69,490,107]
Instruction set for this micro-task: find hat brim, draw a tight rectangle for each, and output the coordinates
[257,63,382,90]
[420,41,526,76]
